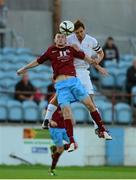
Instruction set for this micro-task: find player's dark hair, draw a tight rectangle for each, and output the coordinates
[74,20,85,30]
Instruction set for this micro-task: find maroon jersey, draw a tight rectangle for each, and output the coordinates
[50,106,65,128]
[37,45,85,79]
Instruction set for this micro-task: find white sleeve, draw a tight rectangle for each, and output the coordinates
[67,36,72,45]
[92,37,102,52]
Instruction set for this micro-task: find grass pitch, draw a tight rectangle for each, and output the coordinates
[0,164,136,179]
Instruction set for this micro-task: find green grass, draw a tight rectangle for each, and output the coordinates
[0,164,136,179]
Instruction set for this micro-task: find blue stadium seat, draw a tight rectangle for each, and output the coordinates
[22,101,39,122]
[100,73,116,88]
[104,60,118,69]
[94,93,109,103]
[31,79,43,89]
[71,102,89,123]
[16,55,36,64]
[16,48,32,55]
[0,54,3,61]
[115,103,132,124]
[115,71,126,89]
[118,61,132,72]
[131,86,136,105]
[14,62,26,70]
[100,102,113,123]
[0,71,5,80]
[40,86,48,94]
[0,100,8,121]
[0,61,13,71]
[94,100,113,123]
[2,54,17,63]
[0,78,14,89]
[90,66,99,79]
[38,100,48,121]
[121,54,134,62]
[7,100,23,122]
[2,47,16,55]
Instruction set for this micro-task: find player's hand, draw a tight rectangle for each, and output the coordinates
[71,44,80,51]
[99,67,109,76]
[50,120,58,127]
[17,67,27,76]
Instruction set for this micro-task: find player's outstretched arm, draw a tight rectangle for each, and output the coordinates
[17,60,39,75]
[96,50,104,64]
[84,55,98,65]
[94,64,109,76]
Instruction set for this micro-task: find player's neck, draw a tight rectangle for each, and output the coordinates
[77,34,85,43]
[56,44,65,49]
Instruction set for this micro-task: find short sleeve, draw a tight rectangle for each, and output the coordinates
[37,48,50,64]
[92,37,102,52]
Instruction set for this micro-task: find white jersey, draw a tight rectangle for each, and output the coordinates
[67,33,102,69]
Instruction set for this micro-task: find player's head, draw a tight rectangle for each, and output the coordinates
[74,20,86,41]
[54,32,67,48]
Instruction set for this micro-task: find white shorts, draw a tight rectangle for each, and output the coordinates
[76,68,94,95]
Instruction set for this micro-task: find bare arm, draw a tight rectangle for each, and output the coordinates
[84,55,98,65]
[17,60,39,75]
[96,50,104,64]
[94,64,108,76]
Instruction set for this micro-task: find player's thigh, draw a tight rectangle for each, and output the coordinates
[72,78,89,102]
[76,69,94,95]
[49,128,63,147]
[56,87,72,107]
[61,106,72,119]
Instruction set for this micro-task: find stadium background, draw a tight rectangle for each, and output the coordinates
[0,0,136,178]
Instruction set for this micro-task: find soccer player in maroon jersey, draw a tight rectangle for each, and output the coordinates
[48,106,74,176]
[17,32,112,152]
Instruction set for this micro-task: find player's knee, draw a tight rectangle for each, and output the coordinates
[57,147,64,153]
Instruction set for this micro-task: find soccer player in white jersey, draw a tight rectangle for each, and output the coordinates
[67,20,106,135]
[42,20,111,140]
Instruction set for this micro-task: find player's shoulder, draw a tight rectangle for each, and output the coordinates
[67,33,76,40]
[85,34,97,42]
[44,45,56,53]
[47,45,56,50]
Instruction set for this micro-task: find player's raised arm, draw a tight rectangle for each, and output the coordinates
[84,54,98,65]
[96,50,104,63]
[17,59,39,75]
[17,48,50,76]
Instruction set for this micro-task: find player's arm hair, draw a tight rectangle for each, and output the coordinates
[22,60,39,70]
[84,55,98,65]
[93,64,108,76]
[97,49,104,63]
